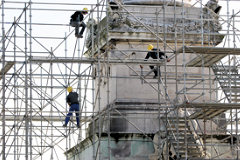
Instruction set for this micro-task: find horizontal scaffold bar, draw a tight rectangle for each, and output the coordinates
[177,46,240,55]
[28,57,166,65]
[178,102,240,109]
[0,115,90,122]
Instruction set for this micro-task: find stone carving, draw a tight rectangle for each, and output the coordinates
[85,0,222,50]
[203,0,222,32]
[107,0,222,32]
[86,18,98,49]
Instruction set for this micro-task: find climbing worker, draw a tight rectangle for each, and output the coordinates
[169,151,174,160]
[140,44,170,78]
[70,8,88,38]
[63,86,80,128]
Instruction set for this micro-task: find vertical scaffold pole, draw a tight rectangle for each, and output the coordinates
[173,0,180,158]
[233,9,239,160]
[97,0,102,159]
[13,16,17,160]
[106,0,111,159]
[29,1,33,159]
[226,0,233,151]
[50,48,54,160]
[40,61,43,160]
[24,3,29,160]
[163,3,170,159]
[1,0,6,159]
[64,32,68,160]
[200,0,206,154]
[91,4,96,160]
[156,8,162,160]
[78,37,82,142]
[181,0,187,159]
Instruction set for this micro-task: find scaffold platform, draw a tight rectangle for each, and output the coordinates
[177,46,240,67]
[178,102,240,119]
[0,62,15,80]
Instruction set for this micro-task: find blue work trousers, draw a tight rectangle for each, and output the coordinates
[64,103,80,126]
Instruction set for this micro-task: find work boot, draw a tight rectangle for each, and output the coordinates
[153,75,158,79]
[63,124,67,127]
[77,34,83,38]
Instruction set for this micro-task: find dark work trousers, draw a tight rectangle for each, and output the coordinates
[64,103,80,127]
[149,65,160,77]
[75,22,86,37]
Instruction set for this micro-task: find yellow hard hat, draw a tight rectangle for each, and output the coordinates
[148,44,153,51]
[83,8,88,13]
[67,86,73,92]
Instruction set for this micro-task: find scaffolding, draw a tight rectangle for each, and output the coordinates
[1,0,240,159]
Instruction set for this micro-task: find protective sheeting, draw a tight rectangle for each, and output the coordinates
[123,0,191,5]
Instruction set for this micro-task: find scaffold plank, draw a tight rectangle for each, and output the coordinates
[186,54,226,67]
[178,102,240,109]
[178,102,240,119]
[177,46,240,67]
[189,109,226,119]
[0,62,15,80]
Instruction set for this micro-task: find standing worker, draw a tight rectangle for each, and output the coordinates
[70,8,88,38]
[63,86,80,128]
[140,44,170,78]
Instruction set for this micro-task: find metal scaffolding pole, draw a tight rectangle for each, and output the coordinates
[24,3,29,160]
[29,1,33,159]
[97,0,102,158]
[1,0,6,159]
[13,16,17,160]
[106,1,111,159]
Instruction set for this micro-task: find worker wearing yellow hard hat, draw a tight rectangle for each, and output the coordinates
[140,44,170,78]
[147,44,154,51]
[67,86,73,92]
[63,86,80,128]
[69,8,88,38]
[82,8,88,14]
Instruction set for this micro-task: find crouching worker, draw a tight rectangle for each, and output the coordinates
[63,86,80,128]
[70,8,88,38]
[140,44,170,78]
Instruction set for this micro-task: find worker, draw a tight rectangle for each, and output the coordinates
[140,44,170,78]
[169,151,174,160]
[63,86,80,128]
[70,8,88,38]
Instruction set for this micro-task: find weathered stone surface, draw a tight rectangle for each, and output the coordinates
[86,4,223,51]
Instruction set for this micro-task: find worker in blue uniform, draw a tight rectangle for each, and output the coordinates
[63,86,80,128]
